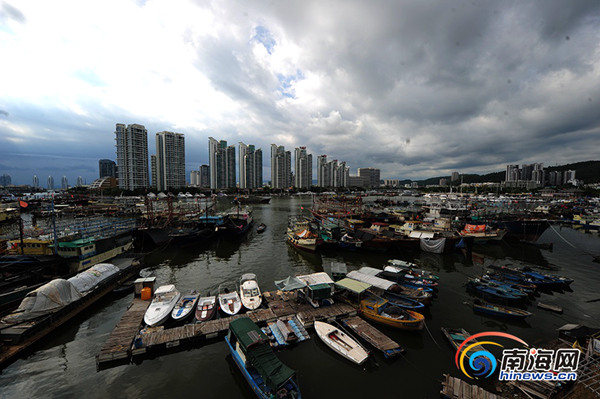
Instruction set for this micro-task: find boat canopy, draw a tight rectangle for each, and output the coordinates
[229,318,296,391]
[58,238,95,248]
[330,261,348,276]
[307,283,332,300]
[274,276,307,291]
[335,278,371,294]
[409,231,436,239]
[3,279,82,323]
[297,272,334,286]
[348,270,396,291]
[67,263,120,294]
[240,273,257,283]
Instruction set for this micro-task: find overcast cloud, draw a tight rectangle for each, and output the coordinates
[1,0,599,186]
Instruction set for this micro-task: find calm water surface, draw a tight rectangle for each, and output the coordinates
[1,197,599,398]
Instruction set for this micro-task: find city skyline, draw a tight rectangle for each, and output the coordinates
[2,1,600,185]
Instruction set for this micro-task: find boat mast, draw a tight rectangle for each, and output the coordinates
[51,195,58,255]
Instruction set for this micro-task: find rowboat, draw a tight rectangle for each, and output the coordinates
[359,296,424,331]
[239,273,262,311]
[386,261,440,280]
[314,321,369,365]
[171,290,199,321]
[219,284,242,316]
[195,294,217,322]
[256,223,267,234]
[381,291,426,310]
[472,299,533,320]
[144,284,181,327]
[226,318,301,399]
[441,327,486,358]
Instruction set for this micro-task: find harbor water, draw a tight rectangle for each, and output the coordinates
[1,197,599,398]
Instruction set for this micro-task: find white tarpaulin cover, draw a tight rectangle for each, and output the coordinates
[68,263,120,295]
[274,276,307,291]
[3,279,82,323]
[297,272,334,286]
[347,270,396,291]
[420,237,446,254]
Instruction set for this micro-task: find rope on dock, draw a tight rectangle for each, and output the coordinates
[548,224,576,248]
[423,321,442,350]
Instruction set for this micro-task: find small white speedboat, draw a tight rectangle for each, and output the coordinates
[218,284,242,316]
[239,273,262,311]
[314,321,369,365]
[171,290,199,321]
[144,284,181,327]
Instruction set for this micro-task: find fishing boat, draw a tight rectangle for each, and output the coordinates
[458,224,507,243]
[218,284,242,316]
[489,265,573,289]
[492,218,550,242]
[287,216,321,253]
[195,294,217,322]
[225,317,301,399]
[386,260,440,280]
[465,280,524,304]
[381,291,426,310]
[397,286,434,306]
[144,284,181,327]
[239,273,262,311]
[171,290,199,321]
[219,206,254,239]
[314,320,369,365]
[441,327,487,357]
[472,299,533,320]
[256,223,267,234]
[359,296,424,331]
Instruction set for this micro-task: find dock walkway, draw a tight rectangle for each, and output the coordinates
[341,315,404,358]
[96,291,357,369]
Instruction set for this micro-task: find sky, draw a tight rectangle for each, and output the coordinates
[1,0,600,187]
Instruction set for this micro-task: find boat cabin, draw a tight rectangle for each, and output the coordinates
[297,272,335,308]
[57,238,97,260]
[226,318,298,398]
[8,238,54,255]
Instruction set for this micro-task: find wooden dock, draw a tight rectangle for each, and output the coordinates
[341,316,404,358]
[440,374,501,399]
[96,298,150,368]
[96,291,357,369]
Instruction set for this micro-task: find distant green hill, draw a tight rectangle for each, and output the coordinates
[411,160,600,185]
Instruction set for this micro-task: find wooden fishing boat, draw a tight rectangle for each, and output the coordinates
[472,299,533,320]
[195,294,217,322]
[239,273,262,311]
[219,284,242,316]
[359,296,424,331]
[380,291,425,310]
[441,327,486,358]
[225,318,301,399]
[397,286,433,306]
[171,290,199,321]
[314,321,369,365]
[143,284,181,327]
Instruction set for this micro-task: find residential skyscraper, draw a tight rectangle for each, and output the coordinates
[317,155,328,187]
[200,165,210,188]
[99,159,117,178]
[0,174,11,187]
[33,175,39,189]
[155,131,186,192]
[47,175,54,190]
[294,147,312,189]
[190,170,200,186]
[358,168,380,189]
[77,176,84,187]
[150,155,157,189]
[61,176,68,190]
[451,171,460,182]
[239,142,263,189]
[115,123,149,190]
[316,155,349,188]
[270,144,291,189]
[208,137,236,189]
[505,164,519,182]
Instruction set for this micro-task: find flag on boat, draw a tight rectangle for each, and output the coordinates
[19,200,28,208]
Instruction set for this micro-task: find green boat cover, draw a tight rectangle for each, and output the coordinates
[308,283,331,300]
[229,318,296,391]
[58,238,95,248]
